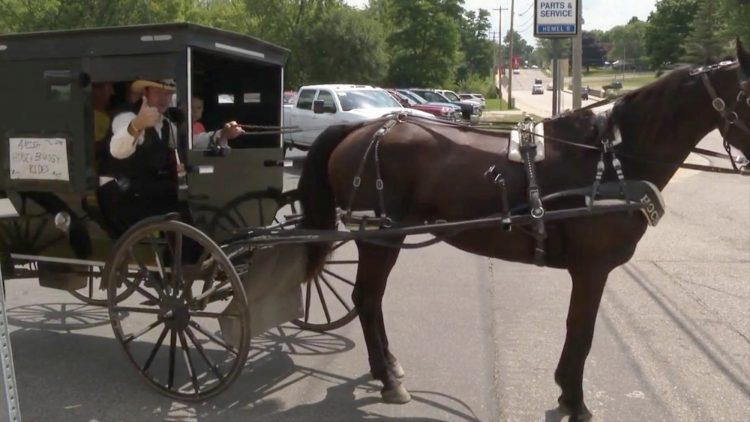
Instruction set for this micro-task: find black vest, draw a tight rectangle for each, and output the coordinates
[100,109,176,197]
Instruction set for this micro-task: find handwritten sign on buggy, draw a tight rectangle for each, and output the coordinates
[535,0,578,38]
[9,137,69,181]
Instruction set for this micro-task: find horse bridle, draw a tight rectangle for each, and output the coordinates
[699,63,750,172]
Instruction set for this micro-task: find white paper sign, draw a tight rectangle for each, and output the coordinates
[535,0,578,38]
[9,137,70,181]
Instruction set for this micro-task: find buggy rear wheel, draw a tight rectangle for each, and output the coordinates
[105,217,250,401]
[68,265,136,306]
[274,190,359,332]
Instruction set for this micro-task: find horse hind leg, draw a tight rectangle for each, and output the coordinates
[554,265,610,421]
[353,238,410,404]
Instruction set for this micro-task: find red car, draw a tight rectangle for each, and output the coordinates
[386,89,460,121]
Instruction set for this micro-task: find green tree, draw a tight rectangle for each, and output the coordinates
[582,30,607,71]
[644,0,699,68]
[291,6,388,86]
[681,0,726,64]
[386,0,464,87]
[455,9,493,82]
[503,29,533,65]
[715,0,750,54]
[607,18,648,69]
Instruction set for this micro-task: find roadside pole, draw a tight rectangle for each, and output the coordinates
[552,39,561,115]
[572,5,583,109]
[495,5,504,101]
[507,0,515,109]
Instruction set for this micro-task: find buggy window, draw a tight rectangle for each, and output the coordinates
[297,89,316,110]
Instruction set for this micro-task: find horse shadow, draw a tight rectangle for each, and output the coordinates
[8,306,477,421]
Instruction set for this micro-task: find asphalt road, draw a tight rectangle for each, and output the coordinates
[0,85,748,420]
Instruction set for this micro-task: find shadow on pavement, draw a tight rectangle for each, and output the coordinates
[10,320,478,421]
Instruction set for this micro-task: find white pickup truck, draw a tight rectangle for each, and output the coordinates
[283,84,434,149]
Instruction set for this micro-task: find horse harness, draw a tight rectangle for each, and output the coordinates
[694,61,750,172]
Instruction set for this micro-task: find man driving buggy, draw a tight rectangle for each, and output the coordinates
[98,78,245,235]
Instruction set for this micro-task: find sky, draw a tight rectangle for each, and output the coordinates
[343,0,658,46]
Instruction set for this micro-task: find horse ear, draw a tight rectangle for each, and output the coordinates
[737,38,750,74]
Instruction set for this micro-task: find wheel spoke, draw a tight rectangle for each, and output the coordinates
[123,318,163,344]
[314,277,331,324]
[168,329,177,389]
[129,247,167,299]
[319,274,352,312]
[178,331,200,394]
[188,320,238,356]
[190,311,240,319]
[324,260,358,265]
[304,280,312,324]
[148,236,169,293]
[185,327,224,381]
[113,306,160,315]
[322,269,356,287]
[168,232,184,292]
[191,279,231,304]
[118,270,159,304]
[143,326,169,372]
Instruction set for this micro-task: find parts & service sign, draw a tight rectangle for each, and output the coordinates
[535,0,579,38]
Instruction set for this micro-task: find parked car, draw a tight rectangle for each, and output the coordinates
[386,89,461,121]
[468,93,486,108]
[513,68,520,74]
[410,89,480,123]
[283,90,297,105]
[547,82,553,91]
[283,84,435,148]
[603,80,623,90]
[458,93,486,109]
[532,79,544,95]
[581,87,589,100]
[396,89,463,119]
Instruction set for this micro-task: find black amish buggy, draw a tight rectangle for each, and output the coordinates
[0,23,359,401]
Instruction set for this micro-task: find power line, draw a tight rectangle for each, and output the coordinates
[518,1,534,16]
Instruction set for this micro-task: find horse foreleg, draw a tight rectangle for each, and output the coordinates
[353,238,410,403]
[554,266,610,421]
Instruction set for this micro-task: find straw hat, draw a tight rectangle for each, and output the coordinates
[131,78,177,93]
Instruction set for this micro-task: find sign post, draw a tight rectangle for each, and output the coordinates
[534,0,580,115]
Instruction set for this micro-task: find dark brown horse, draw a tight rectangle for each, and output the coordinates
[297,42,750,420]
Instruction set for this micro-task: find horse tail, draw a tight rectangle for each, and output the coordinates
[298,124,358,281]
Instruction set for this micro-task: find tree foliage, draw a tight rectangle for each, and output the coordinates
[385,0,463,87]
[644,0,699,68]
[456,9,494,81]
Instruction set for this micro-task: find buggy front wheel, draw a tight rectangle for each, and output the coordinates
[105,217,250,400]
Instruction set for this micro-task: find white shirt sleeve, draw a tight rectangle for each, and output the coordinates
[193,131,214,150]
[110,111,143,159]
[193,130,228,150]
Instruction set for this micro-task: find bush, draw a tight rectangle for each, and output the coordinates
[454,74,495,96]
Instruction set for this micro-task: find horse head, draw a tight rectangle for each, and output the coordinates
[715,39,750,167]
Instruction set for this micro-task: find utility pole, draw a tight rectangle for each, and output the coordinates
[494,5,508,102]
[507,0,515,109]
[572,0,583,109]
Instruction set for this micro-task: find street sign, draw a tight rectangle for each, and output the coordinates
[534,0,579,38]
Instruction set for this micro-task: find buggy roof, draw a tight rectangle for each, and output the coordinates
[0,23,288,65]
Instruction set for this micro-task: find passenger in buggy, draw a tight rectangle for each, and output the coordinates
[97,78,245,236]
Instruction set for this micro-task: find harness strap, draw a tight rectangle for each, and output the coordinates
[518,118,547,266]
[345,118,398,224]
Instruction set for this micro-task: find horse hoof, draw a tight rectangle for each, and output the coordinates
[388,361,405,378]
[381,385,411,404]
[557,397,592,421]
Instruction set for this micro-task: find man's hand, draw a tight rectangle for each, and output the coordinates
[131,96,160,131]
[219,121,245,141]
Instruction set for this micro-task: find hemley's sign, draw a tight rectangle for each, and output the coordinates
[535,0,579,38]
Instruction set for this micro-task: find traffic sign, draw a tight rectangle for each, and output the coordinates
[534,0,579,38]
